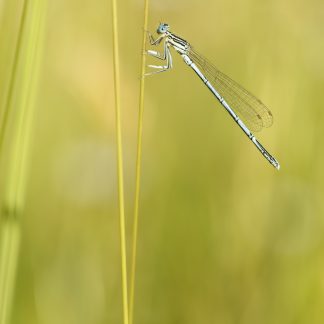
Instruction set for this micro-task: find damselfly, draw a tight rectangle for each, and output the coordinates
[145,23,280,170]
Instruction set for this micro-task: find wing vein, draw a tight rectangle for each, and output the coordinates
[188,46,273,132]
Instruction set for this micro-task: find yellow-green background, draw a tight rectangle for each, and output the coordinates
[1,0,324,323]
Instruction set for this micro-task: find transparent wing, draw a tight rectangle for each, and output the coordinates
[188,47,273,132]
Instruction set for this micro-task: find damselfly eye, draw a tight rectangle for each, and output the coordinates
[157,23,169,34]
[157,24,166,34]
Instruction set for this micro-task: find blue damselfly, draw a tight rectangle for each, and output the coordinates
[146,23,280,170]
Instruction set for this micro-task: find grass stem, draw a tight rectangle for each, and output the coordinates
[129,1,149,324]
[111,1,129,324]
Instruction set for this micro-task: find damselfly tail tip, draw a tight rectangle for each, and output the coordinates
[269,156,280,170]
[274,161,280,171]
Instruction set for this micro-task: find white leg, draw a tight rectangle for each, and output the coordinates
[145,40,168,61]
[145,46,173,76]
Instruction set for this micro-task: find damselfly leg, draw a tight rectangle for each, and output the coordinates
[145,31,173,75]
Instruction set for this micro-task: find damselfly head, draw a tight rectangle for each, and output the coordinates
[157,23,169,34]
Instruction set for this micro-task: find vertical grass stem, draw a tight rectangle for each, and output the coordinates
[129,1,149,324]
[111,1,129,324]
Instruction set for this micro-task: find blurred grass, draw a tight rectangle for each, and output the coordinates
[1,0,324,323]
[0,0,47,323]
[0,0,27,152]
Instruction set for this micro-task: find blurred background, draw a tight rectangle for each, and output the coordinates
[1,0,324,323]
